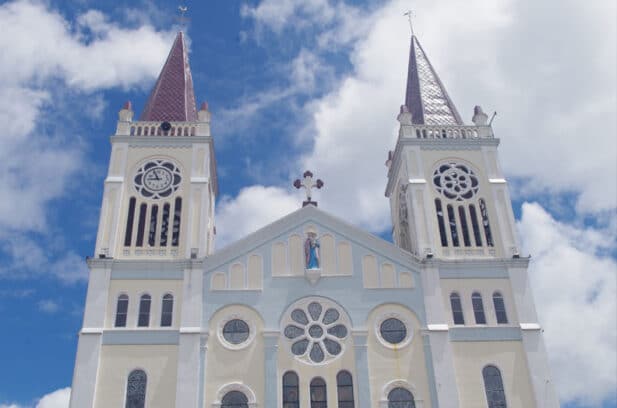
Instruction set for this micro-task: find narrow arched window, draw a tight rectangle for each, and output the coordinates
[115,294,129,327]
[148,204,158,246]
[136,203,147,247]
[125,369,146,408]
[283,371,300,408]
[472,292,487,324]
[160,294,173,327]
[137,294,151,327]
[124,197,136,246]
[337,371,355,408]
[483,365,507,408]
[450,293,465,325]
[172,197,182,246]
[459,206,471,247]
[435,199,448,246]
[493,292,508,324]
[160,203,170,246]
[310,377,327,408]
[387,387,416,408]
[479,199,494,247]
[447,204,459,246]
[221,391,248,408]
[469,204,483,246]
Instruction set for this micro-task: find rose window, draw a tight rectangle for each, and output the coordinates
[284,300,348,364]
[432,162,479,201]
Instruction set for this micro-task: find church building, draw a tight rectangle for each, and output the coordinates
[68,29,559,408]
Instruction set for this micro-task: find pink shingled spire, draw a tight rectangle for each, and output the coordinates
[140,31,198,122]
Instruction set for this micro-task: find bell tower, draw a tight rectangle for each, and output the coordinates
[386,33,519,260]
[94,31,217,260]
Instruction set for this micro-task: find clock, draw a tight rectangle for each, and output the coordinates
[134,159,182,199]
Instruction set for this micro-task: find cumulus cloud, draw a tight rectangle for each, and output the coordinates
[0,386,70,408]
[0,0,173,233]
[518,203,617,406]
[35,387,70,408]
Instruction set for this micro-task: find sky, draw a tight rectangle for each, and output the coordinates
[0,0,615,407]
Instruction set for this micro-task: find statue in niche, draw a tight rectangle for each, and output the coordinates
[304,232,320,269]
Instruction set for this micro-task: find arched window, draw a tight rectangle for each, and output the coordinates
[435,199,448,246]
[160,294,173,327]
[336,371,355,408]
[221,391,248,408]
[310,377,327,408]
[172,197,182,246]
[447,204,460,246]
[479,199,494,247]
[137,294,151,327]
[493,292,508,324]
[160,203,170,246]
[450,292,465,325]
[483,365,507,408]
[136,203,147,247]
[469,204,483,246]
[458,206,471,247]
[387,387,416,408]
[148,204,158,246]
[472,292,487,324]
[124,197,136,246]
[115,294,129,327]
[125,369,146,408]
[283,371,300,408]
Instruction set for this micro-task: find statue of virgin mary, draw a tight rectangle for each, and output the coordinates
[304,232,320,269]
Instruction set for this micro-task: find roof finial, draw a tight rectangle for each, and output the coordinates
[403,10,415,36]
[177,5,189,29]
[293,170,324,207]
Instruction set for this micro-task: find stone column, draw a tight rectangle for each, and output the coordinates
[352,330,371,408]
[263,332,279,407]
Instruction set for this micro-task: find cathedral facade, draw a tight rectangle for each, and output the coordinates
[68,30,559,408]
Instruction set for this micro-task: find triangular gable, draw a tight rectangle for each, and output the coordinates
[205,205,419,273]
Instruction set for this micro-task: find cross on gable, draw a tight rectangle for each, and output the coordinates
[293,170,324,207]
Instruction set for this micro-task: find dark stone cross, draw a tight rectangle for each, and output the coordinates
[294,171,324,207]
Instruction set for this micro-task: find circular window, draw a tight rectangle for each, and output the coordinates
[380,318,407,345]
[432,162,479,201]
[283,299,348,364]
[222,319,250,345]
[134,159,182,199]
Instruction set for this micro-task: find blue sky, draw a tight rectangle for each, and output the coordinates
[0,0,615,407]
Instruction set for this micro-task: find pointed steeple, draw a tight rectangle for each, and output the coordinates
[140,31,198,122]
[405,35,463,126]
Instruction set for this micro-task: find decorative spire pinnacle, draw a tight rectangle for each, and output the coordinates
[140,31,198,122]
[294,171,324,207]
[404,33,463,126]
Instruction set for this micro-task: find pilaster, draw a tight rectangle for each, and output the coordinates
[263,332,279,407]
[352,330,371,408]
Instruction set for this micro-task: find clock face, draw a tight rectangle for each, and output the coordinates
[134,160,182,199]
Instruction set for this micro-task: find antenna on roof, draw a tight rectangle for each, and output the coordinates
[403,10,415,36]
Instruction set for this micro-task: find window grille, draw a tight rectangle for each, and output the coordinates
[221,391,248,408]
[336,371,355,408]
[472,292,487,324]
[387,387,415,408]
[172,197,182,246]
[469,204,483,246]
[493,293,508,324]
[479,199,494,247]
[283,371,300,408]
[115,295,129,327]
[446,205,459,246]
[435,199,448,246]
[136,204,147,247]
[125,370,146,408]
[450,293,465,324]
[483,365,507,408]
[137,294,151,327]
[458,206,471,246]
[124,198,136,246]
[160,294,173,327]
[310,378,327,408]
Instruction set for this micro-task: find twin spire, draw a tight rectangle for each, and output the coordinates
[139,29,460,127]
[404,34,463,126]
[140,31,198,122]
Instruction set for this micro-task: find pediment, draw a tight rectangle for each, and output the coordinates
[204,205,420,291]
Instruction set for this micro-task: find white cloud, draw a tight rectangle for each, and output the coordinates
[0,387,70,408]
[216,186,298,248]
[37,299,60,314]
[518,203,617,406]
[0,0,174,233]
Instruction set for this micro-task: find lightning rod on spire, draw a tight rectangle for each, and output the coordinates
[403,10,415,36]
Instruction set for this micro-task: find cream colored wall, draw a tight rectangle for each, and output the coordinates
[204,305,265,406]
[452,341,535,408]
[105,280,183,329]
[440,279,518,326]
[95,345,178,408]
[366,304,433,407]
